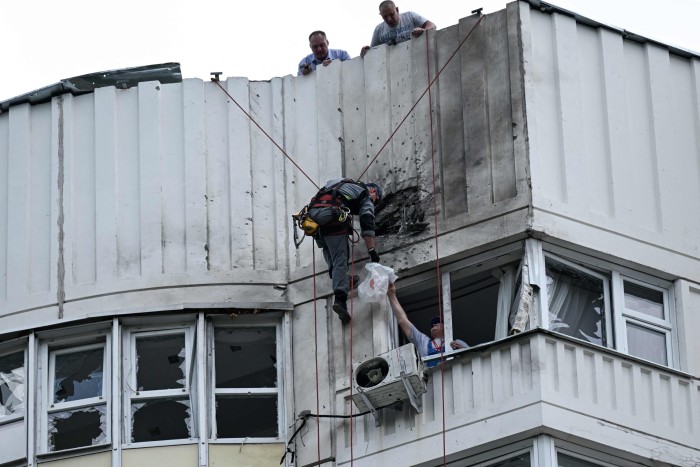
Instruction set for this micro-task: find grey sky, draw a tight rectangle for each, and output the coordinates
[1,0,699,102]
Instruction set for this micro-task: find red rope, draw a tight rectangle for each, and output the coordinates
[424,29,448,467]
[349,241,355,466]
[357,15,484,181]
[312,246,321,464]
[211,80,319,191]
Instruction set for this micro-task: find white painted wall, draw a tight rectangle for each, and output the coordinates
[520,2,700,282]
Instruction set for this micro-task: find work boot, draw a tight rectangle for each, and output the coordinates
[332,299,351,324]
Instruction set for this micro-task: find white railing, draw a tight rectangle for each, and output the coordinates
[333,331,700,466]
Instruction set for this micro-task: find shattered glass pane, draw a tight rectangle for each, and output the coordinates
[131,398,191,442]
[135,334,186,391]
[0,351,25,416]
[215,328,276,388]
[215,395,277,438]
[546,260,606,346]
[53,347,104,403]
[48,405,107,451]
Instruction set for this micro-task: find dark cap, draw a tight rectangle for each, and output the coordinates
[430,316,441,327]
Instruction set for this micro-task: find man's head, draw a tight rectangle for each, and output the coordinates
[378,1,400,27]
[308,31,330,61]
[366,183,383,205]
[430,316,444,339]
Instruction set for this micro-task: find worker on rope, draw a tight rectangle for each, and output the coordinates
[306,179,382,323]
[386,283,468,367]
[298,31,351,76]
[360,1,436,57]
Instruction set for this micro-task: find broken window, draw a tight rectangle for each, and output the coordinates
[212,327,279,439]
[0,350,25,418]
[541,248,676,367]
[48,406,107,451]
[545,256,610,346]
[127,329,194,443]
[45,343,109,452]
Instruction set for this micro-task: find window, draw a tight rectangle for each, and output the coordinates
[125,328,195,444]
[44,342,109,452]
[544,255,612,347]
[211,326,280,439]
[0,350,25,420]
[612,274,673,366]
[541,245,676,367]
[394,245,523,361]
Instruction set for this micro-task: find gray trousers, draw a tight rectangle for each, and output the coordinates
[316,234,350,300]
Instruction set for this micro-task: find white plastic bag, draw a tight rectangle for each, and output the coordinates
[358,263,398,302]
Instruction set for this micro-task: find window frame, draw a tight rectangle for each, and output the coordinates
[611,272,676,366]
[538,241,678,368]
[123,325,197,446]
[393,243,525,366]
[208,318,283,443]
[542,252,614,347]
[39,334,111,454]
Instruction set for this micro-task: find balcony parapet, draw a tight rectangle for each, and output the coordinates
[333,330,700,466]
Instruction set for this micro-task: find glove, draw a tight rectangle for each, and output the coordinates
[368,248,380,263]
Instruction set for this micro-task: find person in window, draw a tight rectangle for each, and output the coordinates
[387,283,468,367]
[360,1,436,57]
[307,178,382,323]
[298,31,351,76]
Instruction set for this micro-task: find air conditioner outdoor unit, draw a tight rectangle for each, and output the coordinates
[351,343,427,419]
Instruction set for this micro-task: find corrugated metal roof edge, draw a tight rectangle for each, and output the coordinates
[0,62,182,114]
[523,0,700,60]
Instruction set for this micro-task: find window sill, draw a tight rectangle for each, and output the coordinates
[122,439,199,450]
[36,443,111,463]
[208,437,282,444]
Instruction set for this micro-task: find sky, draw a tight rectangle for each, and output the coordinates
[1,0,699,102]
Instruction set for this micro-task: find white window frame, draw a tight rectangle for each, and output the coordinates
[612,272,676,366]
[0,346,26,425]
[39,336,111,454]
[123,325,197,447]
[538,241,677,368]
[543,252,614,347]
[208,318,283,442]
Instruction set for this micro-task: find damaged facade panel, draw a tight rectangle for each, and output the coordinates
[0,351,24,416]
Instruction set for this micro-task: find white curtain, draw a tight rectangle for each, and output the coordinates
[546,261,605,345]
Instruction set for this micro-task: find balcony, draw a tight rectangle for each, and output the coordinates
[333,330,700,466]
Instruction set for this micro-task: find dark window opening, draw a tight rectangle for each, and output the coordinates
[135,334,186,391]
[215,328,276,388]
[131,399,191,442]
[48,407,105,451]
[450,269,502,346]
[215,396,278,438]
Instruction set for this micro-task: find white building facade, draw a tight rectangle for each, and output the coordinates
[0,1,699,466]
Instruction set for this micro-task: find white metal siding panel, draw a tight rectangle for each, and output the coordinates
[0,110,7,302]
[523,5,700,279]
[182,79,208,273]
[160,82,187,274]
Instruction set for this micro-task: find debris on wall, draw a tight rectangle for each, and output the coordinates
[375,186,430,237]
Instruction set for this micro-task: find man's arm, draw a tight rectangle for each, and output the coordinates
[298,58,312,76]
[387,283,413,339]
[422,20,436,30]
